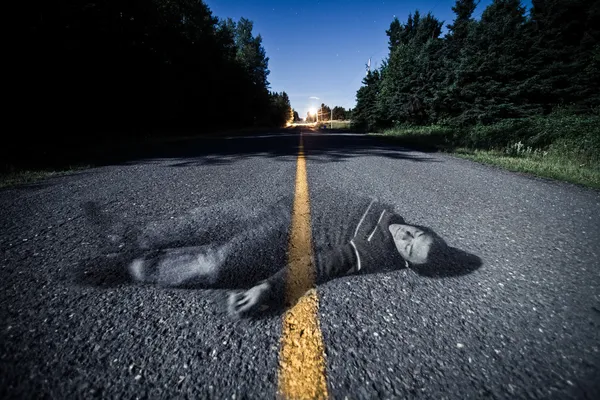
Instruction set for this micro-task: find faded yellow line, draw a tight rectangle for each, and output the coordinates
[278,134,329,399]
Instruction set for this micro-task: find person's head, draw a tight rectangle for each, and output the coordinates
[389,221,482,278]
[388,223,444,265]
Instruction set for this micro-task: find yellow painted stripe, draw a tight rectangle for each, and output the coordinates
[278,134,329,399]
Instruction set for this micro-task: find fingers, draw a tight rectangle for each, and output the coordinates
[227,291,257,317]
[227,284,270,318]
[227,291,246,317]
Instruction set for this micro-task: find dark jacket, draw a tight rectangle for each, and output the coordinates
[314,198,406,283]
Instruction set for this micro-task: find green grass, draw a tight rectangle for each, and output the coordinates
[453,148,600,189]
[328,120,352,130]
[0,166,91,189]
[373,115,600,189]
[373,125,455,151]
[298,120,352,130]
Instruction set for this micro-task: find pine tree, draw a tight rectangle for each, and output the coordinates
[524,0,600,112]
[318,103,332,121]
[378,11,444,125]
[349,0,599,146]
[451,0,531,124]
[268,91,293,127]
[332,106,347,120]
[15,0,277,159]
[353,70,382,131]
[447,0,479,41]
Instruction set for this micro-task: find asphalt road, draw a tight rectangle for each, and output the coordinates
[1,131,599,399]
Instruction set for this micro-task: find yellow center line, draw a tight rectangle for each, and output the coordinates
[278,134,329,399]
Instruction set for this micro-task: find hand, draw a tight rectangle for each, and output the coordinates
[227,281,271,318]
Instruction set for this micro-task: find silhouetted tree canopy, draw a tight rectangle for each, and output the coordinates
[10,0,283,168]
[353,0,600,130]
[332,106,350,120]
[318,103,332,121]
[269,92,293,127]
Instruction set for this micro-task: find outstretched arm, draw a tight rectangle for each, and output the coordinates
[227,245,360,318]
[228,266,287,318]
[227,208,405,318]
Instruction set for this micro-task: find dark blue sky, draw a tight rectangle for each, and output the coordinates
[205,0,532,118]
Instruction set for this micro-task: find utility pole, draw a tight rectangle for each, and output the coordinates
[331,108,333,129]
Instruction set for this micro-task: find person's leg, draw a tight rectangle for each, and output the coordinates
[131,199,291,287]
[128,243,232,287]
[136,197,291,250]
[130,213,286,288]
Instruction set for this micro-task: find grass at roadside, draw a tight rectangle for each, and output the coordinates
[292,121,352,130]
[373,115,600,189]
[328,120,352,130]
[453,149,600,189]
[375,125,454,151]
[0,165,91,189]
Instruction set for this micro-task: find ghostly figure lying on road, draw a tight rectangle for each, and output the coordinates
[84,196,479,318]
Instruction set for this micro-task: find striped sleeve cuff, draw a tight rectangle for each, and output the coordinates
[349,239,362,271]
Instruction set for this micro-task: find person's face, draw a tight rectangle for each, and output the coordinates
[389,224,433,265]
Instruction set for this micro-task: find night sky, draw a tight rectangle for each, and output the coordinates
[205,0,532,118]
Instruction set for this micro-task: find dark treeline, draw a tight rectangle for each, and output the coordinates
[9,0,291,168]
[269,92,293,127]
[353,0,600,134]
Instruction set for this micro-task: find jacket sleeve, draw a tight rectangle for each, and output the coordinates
[351,208,406,274]
[316,242,359,283]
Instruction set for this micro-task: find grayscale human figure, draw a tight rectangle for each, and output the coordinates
[227,198,450,317]
[83,195,476,318]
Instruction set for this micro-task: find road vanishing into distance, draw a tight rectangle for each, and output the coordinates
[1,130,599,399]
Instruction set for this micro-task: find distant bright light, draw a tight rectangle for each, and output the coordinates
[308,108,317,115]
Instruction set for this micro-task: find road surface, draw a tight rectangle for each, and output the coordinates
[1,131,599,399]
